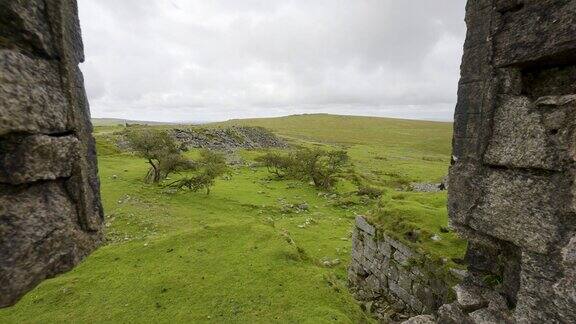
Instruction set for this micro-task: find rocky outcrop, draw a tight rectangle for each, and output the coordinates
[409,183,445,193]
[443,0,576,323]
[170,126,287,151]
[115,126,287,152]
[0,0,103,307]
[348,216,458,320]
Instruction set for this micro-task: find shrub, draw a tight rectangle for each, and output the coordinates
[258,148,349,190]
[125,128,192,183]
[168,149,229,195]
[255,152,291,179]
[331,196,361,208]
[357,185,383,199]
[293,148,349,190]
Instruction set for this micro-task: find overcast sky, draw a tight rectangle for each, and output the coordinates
[78,0,466,122]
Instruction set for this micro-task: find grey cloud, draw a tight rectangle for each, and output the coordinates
[78,0,466,122]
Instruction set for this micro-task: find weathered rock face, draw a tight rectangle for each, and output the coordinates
[446,0,576,322]
[0,0,103,307]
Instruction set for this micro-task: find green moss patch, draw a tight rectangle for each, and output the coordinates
[367,190,467,268]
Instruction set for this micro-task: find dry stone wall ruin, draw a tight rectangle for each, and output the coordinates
[348,216,458,319]
[0,0,103,307]
[444,0,576,323]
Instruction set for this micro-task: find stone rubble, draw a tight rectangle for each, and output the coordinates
[170,126,288,151]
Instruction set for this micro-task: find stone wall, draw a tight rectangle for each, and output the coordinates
[348,216,458,318]
[440,0,576,323]
[0,0,103,307]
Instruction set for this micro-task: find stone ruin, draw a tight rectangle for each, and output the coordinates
[348,216,459,321]
[0,0,103,307]
[440,0,576,323]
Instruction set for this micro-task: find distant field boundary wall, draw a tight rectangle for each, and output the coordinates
[0,0,103,307]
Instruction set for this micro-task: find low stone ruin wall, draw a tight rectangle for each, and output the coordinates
[348,216,456,317]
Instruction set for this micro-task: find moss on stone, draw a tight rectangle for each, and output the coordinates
[366,189,467,269]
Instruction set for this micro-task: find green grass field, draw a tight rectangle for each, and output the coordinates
[0,114,463,323]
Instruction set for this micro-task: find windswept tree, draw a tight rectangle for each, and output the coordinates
[255,151,291,179]
[292,148,349,190]
[169,149,229,195]
[125,128,192,183]
[258,148,349,190]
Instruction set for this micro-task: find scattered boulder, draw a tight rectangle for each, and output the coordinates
[297,202,309,211]
[449,268,467,281]
[321,258,341,267]
[409,182,444,192]
[401,315,436,324]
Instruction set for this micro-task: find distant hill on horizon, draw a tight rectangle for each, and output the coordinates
[91,118,177,126]
[92,118,208,126]
[214,113,453,155]
[93,113,453,155]
[224,113,452,124]
[93,113,452,127]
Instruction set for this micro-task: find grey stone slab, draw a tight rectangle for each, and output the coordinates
[484,95,563,171]
[493,0,576,67]
[355,216,375,235]
[469,169,567,254]
[393,249,411,266]
[454,283,487,312]
[469,307,513,324]
[0,135,79,184]
[0,180,102,307]
[365,274,381,294]
[401,315,435,324]
[387,262,399,282]
[0,0,56,56]
[365,234,377,250]
[409,296,424,314]
[398,267,413,292]
[437,302,471,324]
[0,50,69,136]
[389,281,412,304]
[377,240,392,257]
[387,237,413,258]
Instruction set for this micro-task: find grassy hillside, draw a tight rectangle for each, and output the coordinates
[219,114,453,185]
[219,114,452,155]
[0,114,461,323]
[218,115,463,263]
